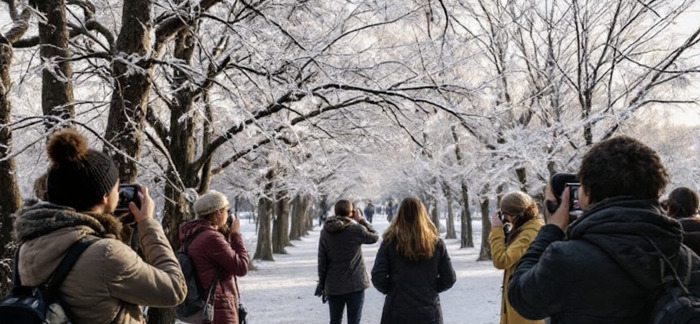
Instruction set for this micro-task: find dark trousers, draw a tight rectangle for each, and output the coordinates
[328,290,364,324]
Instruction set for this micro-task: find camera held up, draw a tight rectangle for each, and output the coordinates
[116,184,142,224]
[548,173,582,214]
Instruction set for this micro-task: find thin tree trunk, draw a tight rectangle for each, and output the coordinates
[29,0,75,129]
[460,182,474,248]
[273,196,290,253]
[477,197,491,261]
[104,0,152,182]
[444,183,456,239]
[301,195,313,235]
[431,197,440,232]
[254,196,274,261]
[0,3,30,297]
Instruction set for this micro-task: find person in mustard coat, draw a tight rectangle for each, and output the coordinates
[489,191,544,324]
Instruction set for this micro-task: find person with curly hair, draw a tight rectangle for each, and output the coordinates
[665,187,700,254]
[371,197,456,324]
[508,136,700,324]
[489,191,544,324]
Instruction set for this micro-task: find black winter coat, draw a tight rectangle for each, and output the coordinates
[318,216,379,295]
[679,217,700,256]
[371,239,456,324]
[508,197,700,324]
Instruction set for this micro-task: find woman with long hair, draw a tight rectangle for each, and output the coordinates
[489,191,544,324]
[371,197,456,324]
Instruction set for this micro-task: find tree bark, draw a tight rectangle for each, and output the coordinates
[104,0,152,182]
[272,195,290,254]
[29,0,75,129]
[0,2,30,297]
[290,195,305,240]
[443,183,456,239]
[254,195,274,261]
[477,197,492,261]
[460,182,474,248]
[431,197,440,232]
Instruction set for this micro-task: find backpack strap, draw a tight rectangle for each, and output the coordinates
[182,227,207,254]
[12,246,21,286]
[644,236,692,295]
[47,236,100,296]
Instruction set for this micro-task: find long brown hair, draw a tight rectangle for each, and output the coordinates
[383,197,439,261]
[500,191,539,244]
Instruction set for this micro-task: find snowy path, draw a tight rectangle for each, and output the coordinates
[237,215,503,324]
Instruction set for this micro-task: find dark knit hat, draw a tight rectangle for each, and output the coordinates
[45,129,119,211]
[194,190,230,217]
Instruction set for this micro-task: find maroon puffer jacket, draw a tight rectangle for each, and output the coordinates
[179,219,249,324]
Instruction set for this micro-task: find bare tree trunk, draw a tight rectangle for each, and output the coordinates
[431,197,440,232]
[254,196,274,261]
[104,0,152,182]
[273,195,290,254]
[477,197,491,261]
[460,182,474,248]
[443,183,456,239]
[516,167,528,193]
[290,195,309,240]
[0,2,30,297]
[301,195,313,235]
[29,0,74,129]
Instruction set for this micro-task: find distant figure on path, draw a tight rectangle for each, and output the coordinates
[364,201,375,223]
[386,200,395,222]
[317,199,379,324]
[371,197,456,324]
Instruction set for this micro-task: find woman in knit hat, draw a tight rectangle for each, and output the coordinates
[12,129,186,323]
[179,190,250,324]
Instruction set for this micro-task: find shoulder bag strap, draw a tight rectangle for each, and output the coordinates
[204,268,221,306]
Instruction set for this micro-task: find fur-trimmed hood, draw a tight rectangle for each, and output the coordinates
[323,216,355,233]
[13,201,122,242]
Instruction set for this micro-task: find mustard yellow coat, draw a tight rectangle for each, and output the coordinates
[489,218,545,324]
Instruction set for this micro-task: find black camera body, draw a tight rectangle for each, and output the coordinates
[497,210,507,223]
[566,182,582,212]
[549,173,582,212]
[116,184,141,214]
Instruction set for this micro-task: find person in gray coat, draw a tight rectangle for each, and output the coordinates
[317,199,379,324]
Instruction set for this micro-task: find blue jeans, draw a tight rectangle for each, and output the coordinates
[328,290,364,324]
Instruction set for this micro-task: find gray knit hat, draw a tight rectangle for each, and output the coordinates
[194,190,230,217]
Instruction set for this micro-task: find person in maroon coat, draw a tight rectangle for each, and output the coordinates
[179,190,250,324]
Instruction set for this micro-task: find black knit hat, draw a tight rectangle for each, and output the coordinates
[45,129,119,211]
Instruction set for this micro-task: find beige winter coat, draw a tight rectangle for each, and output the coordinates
[489,218,545,324]
[13,202,187,324]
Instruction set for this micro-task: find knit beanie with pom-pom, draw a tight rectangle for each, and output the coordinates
[46,129,119,211]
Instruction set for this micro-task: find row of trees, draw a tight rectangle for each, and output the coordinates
[1,1,699,322]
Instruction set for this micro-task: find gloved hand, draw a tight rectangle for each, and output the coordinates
[314,282,327,304]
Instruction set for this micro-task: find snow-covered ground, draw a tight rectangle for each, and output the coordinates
[236,213,502,324]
